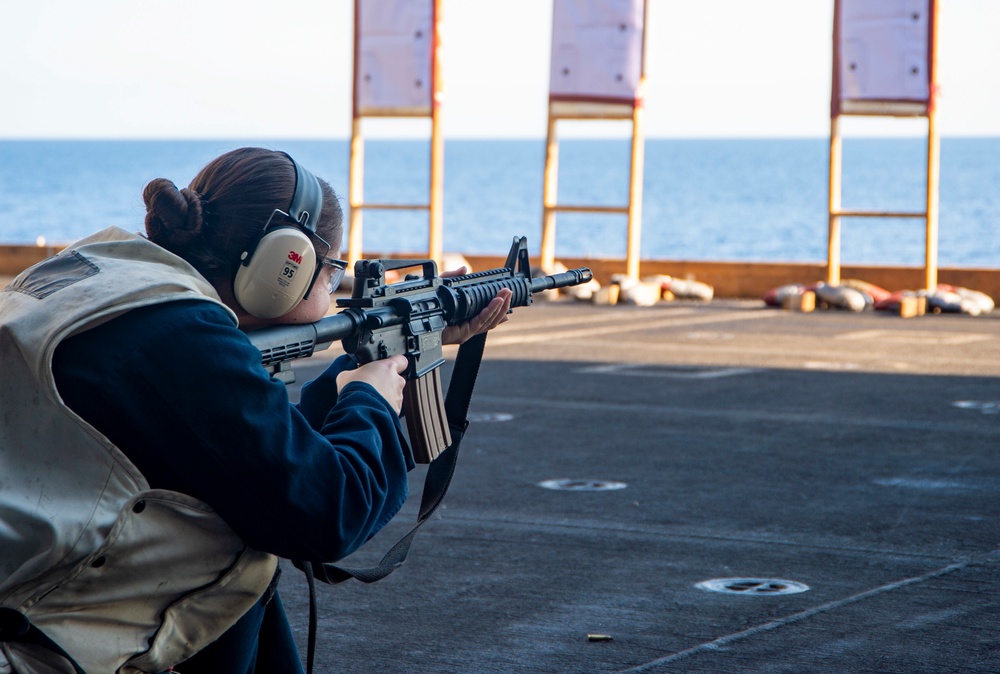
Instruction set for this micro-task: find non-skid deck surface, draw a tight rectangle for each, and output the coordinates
[277,298,999,673]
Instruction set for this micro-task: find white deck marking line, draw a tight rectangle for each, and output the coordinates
[544,335,996,373]
[836,329,993,345]
[576,363,760,379]
[615,558,973,673]
[506,306,698,330]
[474,394,1000,435]
[487,310,777,347]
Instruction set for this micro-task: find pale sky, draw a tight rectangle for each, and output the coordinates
[1,1,998,139]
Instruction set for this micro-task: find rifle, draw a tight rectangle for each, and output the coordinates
[248,236,592,463]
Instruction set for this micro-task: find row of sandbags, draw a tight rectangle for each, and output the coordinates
[539,263,715,306]
[764,279,995,316]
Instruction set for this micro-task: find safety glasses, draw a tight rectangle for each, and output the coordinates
[318,257,348,294]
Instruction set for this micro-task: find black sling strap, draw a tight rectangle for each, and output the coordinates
[295,332,488,674]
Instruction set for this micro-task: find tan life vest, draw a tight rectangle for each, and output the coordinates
[0,227,278,673]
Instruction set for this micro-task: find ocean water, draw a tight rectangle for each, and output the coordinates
[0,138,997,267]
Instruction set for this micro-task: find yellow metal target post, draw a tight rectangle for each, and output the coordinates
[541,0,649,280]
[348,0,444,269]
[828,0,940,290]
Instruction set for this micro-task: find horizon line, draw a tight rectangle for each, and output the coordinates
[1,133,997,142]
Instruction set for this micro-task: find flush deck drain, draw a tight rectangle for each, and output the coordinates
[696,578,809,596]
[952,400,1000,414]
[538,479,627,491]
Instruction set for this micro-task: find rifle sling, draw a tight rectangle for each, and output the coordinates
[295,332,488,673]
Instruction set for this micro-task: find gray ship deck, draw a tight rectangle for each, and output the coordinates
[278,297,1000,673]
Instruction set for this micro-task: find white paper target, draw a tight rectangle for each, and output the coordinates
[835,0,932,106]
[355,0,434,114]
[549,0,645,103]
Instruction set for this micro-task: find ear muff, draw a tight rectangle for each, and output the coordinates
[233,155,325,319]
[233,226,318,319]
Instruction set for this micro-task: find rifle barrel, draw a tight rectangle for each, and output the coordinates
[530,268,593,292]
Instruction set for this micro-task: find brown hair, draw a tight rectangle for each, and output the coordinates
[143,147,343,284]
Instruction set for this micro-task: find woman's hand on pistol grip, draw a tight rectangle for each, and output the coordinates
[336,354,408,414]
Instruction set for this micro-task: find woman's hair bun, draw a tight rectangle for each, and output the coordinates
[143,178,205,249]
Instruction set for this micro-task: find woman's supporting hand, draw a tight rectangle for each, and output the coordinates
[439,267,513,345]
